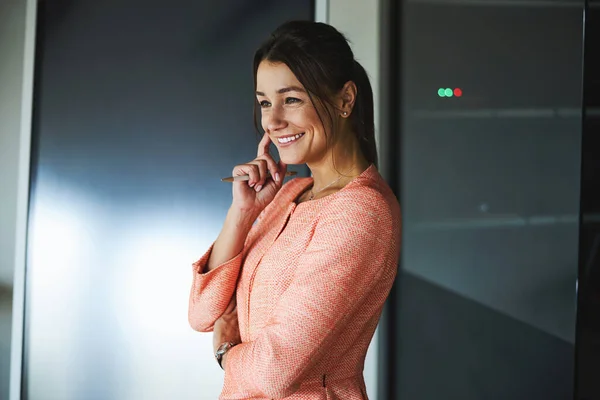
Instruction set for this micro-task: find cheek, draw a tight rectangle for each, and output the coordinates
[295,107,323,131]
[307,113,329,140]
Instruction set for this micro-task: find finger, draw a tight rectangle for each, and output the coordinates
[250,159,268,190]
[257,132,272,158]
[257,153,280,183]
[233,164,260,187]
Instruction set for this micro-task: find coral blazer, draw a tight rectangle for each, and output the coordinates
[188,164,401,399]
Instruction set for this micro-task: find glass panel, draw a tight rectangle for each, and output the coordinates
[26,1,312,399]
[397,0,583,398]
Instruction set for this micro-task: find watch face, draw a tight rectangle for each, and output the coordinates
[216,342,231,355]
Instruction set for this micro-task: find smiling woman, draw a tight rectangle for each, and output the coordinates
[188,20,401,399]
[255,62,329,165]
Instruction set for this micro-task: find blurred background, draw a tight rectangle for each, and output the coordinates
[1,0,598,399]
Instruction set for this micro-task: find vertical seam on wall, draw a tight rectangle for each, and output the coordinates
[314,0,329,23]
[10,0,38,399]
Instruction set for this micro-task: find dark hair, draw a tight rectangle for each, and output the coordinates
[252,20,377,167]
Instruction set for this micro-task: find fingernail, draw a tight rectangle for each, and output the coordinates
[249,182,255,188]
[255,185,262,192]
[275,173,280,182]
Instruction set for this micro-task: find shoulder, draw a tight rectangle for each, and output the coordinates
[311,170,402,270]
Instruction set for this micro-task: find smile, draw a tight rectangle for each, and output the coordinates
[277,133,305,144]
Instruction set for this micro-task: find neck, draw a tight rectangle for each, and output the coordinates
[307,132,370,192]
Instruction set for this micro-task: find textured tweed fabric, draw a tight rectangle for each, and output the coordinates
[189,164,401,399]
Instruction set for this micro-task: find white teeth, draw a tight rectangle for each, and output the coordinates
[277,133,304,144]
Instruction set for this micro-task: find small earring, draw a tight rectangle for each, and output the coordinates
[342,111,348,116]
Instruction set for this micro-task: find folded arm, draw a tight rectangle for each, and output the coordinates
[188,245,243,332]
[188,205,263,332]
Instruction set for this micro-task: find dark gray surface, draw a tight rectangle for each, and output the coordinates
[398,272,574,400]
[575,0,600,398]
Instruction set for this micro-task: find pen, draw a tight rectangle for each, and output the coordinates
[221,171,298,182]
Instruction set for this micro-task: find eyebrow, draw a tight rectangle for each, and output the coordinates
[255,86,306,96]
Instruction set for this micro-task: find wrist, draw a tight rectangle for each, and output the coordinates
[227,207,258,231]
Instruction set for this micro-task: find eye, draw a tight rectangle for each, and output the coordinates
[259,100,271,108]
[285,97,301,104]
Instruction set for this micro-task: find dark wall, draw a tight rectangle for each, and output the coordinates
[575,0,600,398]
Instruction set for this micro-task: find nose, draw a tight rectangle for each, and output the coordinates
[264,106,287,134]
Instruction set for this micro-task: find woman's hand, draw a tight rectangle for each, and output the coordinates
[213,294,241,368]
[231,133,287,219]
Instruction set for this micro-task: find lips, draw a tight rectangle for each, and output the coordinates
[277,133,305,144]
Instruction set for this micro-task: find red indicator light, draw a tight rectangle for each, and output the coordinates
[453,88,463,97]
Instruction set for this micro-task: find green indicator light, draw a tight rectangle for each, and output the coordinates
[437,88,446,97]
[445,88,453,97]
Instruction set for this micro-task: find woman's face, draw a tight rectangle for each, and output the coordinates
[256,61,330,165]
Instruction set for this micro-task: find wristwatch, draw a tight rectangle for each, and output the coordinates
[215,341,236,370]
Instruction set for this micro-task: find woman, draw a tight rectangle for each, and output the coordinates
[188,21,401,399]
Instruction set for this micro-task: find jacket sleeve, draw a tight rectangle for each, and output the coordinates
[221,191,400,399]
[187,244,244,332]
[187,199,278,332]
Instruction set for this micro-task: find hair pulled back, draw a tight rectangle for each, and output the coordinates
[253,21,377,166]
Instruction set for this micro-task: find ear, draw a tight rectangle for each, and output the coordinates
[338,81,357,118]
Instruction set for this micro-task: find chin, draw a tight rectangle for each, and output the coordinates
[277,149,307,166]
[279,155,306,165]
